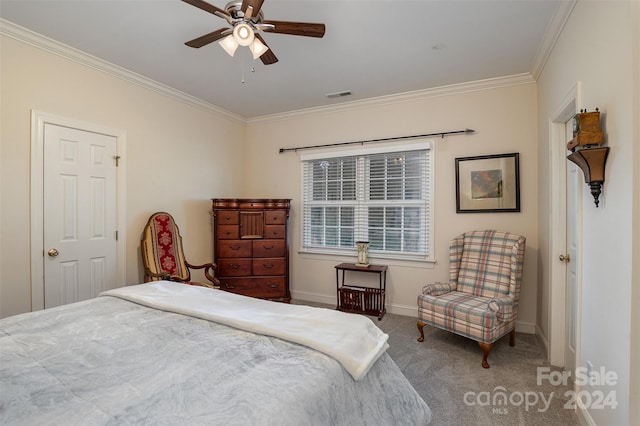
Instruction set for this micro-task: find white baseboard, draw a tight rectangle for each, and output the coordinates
[291,290,417,317]
[515,320,536,334]
[291,290,335,307]
[536,324,551,363]
[576,402,596,426]
[291,290,535,334]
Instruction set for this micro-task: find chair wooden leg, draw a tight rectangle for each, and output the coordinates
[478,342,493,368]
[417,321,426,342]
[509,329,516,347]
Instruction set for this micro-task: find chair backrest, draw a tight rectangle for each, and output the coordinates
[449,230,526,299]
[141,212,190,282]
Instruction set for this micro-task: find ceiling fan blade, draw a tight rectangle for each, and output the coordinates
[261,20,325,38]
[255,33,278,65]
[241,0,265,19]
[182,0,230,19]
[185,28,229,48]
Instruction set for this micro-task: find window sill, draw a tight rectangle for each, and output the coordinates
[297,248,436,269]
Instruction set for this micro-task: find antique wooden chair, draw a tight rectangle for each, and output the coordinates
[417,230,526,368]
[141,212,219,289]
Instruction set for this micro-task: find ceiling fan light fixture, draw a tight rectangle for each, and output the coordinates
[249,37,269,59]
[233,23,255,46]
[219,34,239,56]
[183,0,326,66]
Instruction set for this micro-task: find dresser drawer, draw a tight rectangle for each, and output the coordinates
[265,210,287,225]
[217,210,239,224]
[217,225,239,240]
[239,201,265,209]
[218,259,252,276]
[218,240,252,258]
[252,240,285,258]
[264,225,285,239]
[219,277,286,299]
[252,258,286,275]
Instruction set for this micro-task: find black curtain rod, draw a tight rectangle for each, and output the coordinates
[278,128,475,154]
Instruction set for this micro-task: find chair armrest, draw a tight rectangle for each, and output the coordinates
[190,280,220,289]
[145,271,171,281]
[487,296,516,322]
[185,261,220,287]
[422,282,454,296]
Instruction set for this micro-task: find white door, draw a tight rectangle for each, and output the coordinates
[43,124,117,308]
[564,121,580,375]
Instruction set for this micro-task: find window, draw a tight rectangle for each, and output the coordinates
[301,141,433,261]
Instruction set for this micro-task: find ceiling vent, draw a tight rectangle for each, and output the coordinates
[326,91,352,99]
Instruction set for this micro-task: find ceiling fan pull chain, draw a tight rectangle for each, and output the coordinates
[241,54,246,84]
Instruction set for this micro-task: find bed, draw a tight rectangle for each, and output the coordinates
[0,281,431,425]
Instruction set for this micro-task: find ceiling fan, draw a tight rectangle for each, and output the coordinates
[182,0,326,65]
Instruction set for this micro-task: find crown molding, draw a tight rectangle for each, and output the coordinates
[247,73,536,125]
[248,0,577,126]
[530,0,577,80]
[0,19,245,124]
[2,10,561,128]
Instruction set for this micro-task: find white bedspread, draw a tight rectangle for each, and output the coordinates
[101,281,389,381]
[1,286,431,425]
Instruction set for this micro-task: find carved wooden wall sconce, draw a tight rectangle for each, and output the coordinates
[566,109,609,207]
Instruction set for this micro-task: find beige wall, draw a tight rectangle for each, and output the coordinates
[0,35,246,318]
[3,3,638,424]
[632,1,640,421]
[2,4,638,423]
[536,1,639,424]
[244,82,540,330]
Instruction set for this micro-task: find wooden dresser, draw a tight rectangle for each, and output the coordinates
[212,198,291,302]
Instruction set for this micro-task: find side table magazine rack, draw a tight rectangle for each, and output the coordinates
[335,262,387,320]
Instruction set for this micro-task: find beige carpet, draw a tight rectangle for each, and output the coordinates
[294,300,580,426]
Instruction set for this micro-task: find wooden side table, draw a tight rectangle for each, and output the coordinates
[335,262,387,320]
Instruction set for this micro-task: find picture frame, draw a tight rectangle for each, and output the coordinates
[455,153,520,213]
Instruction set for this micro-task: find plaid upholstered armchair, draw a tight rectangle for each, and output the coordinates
[141,212,220,289]
[417,230,526,368]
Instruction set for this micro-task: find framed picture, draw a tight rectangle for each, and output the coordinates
[455,153,520,213]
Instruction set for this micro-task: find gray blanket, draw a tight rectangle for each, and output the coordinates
[0,295,431,425]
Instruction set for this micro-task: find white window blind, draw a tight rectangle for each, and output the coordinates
[301,143,432,260]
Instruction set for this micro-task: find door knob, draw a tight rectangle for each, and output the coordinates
[47,248,59,257]
[559,254,570,262]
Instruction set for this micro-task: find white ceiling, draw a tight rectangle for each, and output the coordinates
[0,0,567,119]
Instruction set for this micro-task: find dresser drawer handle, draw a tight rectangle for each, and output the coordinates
[230,264,240,269]
[230,245,241,250]
[263,245,274,250]
[263,264,274,269]
[266,283,279,288]
[225,284,236,289]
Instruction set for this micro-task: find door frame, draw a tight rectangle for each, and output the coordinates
[30,110,127,311]
[548,82,582,367]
